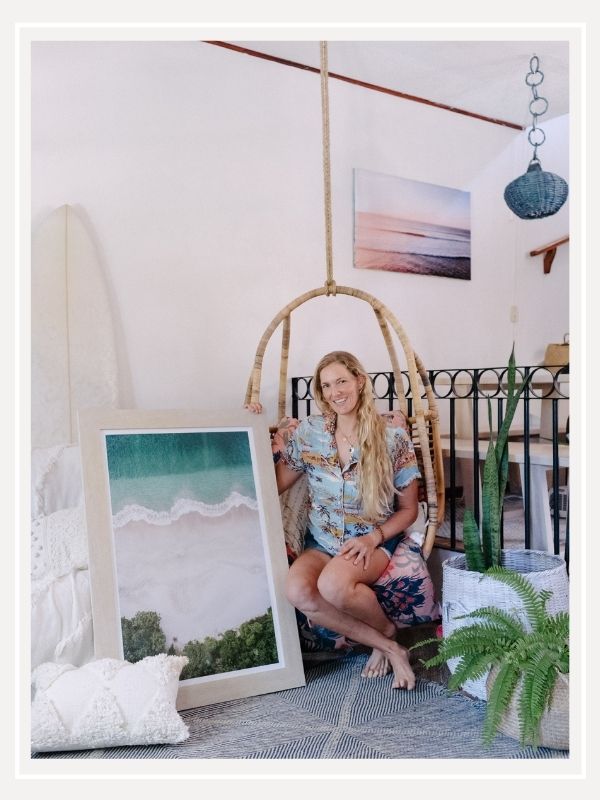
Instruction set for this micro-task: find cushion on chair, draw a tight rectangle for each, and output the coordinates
[279,455,440,657]
[295,536,440,656]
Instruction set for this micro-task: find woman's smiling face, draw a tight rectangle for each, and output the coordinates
[318,362,365,417]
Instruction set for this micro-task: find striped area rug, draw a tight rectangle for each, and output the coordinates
[32,653,568,760]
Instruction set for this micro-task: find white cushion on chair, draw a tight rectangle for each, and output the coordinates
[405,501,428,547]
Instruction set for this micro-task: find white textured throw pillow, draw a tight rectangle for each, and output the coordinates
[31,654,189,752]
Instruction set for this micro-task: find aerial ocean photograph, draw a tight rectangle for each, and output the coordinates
[104,429,278,680]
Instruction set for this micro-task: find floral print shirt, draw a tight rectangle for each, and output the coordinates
[282,413,420,555]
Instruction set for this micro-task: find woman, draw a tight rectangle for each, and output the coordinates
[248,351,420,690]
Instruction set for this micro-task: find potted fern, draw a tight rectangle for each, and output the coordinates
[441,347,569,698]
[414,567,569,750]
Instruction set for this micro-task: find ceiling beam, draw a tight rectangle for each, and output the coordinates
[205,41,525,131]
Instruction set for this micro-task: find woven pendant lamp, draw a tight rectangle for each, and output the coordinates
[504,56,568,220]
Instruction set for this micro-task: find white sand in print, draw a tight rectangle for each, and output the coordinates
[113,502,271,647]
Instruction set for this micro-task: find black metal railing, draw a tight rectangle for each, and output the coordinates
[291,364,569,564]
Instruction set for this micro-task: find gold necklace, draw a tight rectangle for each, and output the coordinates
[338,428,358,456]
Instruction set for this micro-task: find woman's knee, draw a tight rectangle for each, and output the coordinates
[285,570,321,613]
[316,569,355,609]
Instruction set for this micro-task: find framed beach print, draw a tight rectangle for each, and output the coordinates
[353,167,471,280]
[78,408,305,710]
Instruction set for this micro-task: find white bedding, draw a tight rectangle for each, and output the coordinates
[30,205,122,674]
[30,442,308,671]
[31,445,94,670]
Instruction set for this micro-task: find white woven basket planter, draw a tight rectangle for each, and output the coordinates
[441,549,569,700]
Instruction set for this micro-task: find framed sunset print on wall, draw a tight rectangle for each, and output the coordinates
[353,168,471,280]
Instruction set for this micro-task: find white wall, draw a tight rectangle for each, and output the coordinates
[31,41,569,422]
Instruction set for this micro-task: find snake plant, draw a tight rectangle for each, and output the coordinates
[463,347,529,571]
[413,567,569,746]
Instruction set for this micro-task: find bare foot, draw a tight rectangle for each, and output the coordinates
[387,643,415,690]
[361,648,391,678]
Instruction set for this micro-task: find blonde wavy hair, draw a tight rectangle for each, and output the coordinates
[313,351,396,521]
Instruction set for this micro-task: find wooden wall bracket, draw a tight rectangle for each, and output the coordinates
[529,235,569,274]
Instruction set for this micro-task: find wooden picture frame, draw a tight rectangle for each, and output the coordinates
[78,408,305,710]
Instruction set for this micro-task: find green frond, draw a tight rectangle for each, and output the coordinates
[408,637,442,652]
[422,628,513,671]
[463,507,485,572]
[484,567,549,629]
[435,631,511,663]
[438,633,506,662]
[446,651,496,691]
[454,606,527,639]
[483,661,521,746]
[519,653,560,746]
[537,589,553,608]
[522,629,569,660]
[530,650,561,701]
[542,619,570,674]
[549,610,570,630]
[419,652,448,669]
[544,612,570,646]
[441,621,514,648]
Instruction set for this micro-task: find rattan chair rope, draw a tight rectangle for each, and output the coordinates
[244,43,444,558]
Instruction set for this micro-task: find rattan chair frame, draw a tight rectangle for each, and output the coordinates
[245,284,445,558]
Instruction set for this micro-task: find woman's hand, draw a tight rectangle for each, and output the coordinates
[272,416,299,451]
[244,402,263,414]
[338,532,381,570]
[272,416,301,495]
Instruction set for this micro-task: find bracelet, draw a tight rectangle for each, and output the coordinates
[373,524,385,545]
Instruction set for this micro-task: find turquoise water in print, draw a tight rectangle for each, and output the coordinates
[105,431,257,522]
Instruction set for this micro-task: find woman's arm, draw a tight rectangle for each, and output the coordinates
[380,409,409,430]
[271,417,302,495]
[374,479,419,540]
[244,404,303,494]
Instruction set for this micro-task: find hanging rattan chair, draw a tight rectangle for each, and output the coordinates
[245,284,445,559]
[244,43,445,560]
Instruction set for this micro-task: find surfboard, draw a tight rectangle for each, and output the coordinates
[31,205,120,449]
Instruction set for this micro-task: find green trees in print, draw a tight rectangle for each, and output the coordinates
[120,609,278,678]
[121,610,167,662]
[181,608,278,679]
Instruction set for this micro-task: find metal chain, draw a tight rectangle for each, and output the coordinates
[525,55,549,163]
[320,41,336,295]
